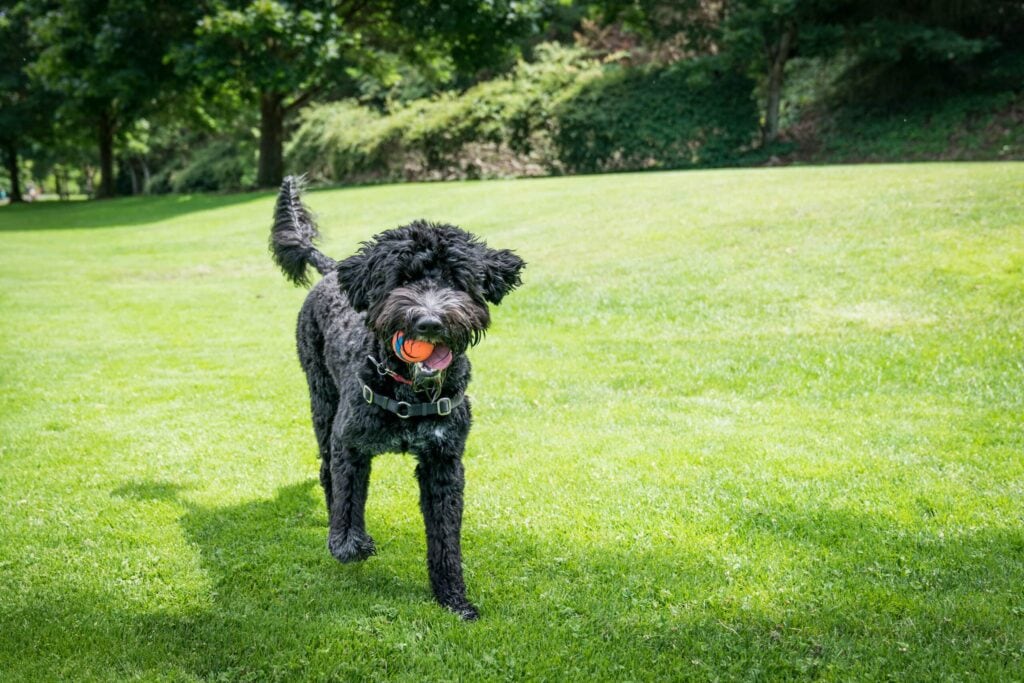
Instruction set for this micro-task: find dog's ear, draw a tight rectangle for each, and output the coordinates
[336,252,371,311]
[481,248,525,304]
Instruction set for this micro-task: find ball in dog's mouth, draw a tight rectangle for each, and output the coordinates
[392,331,434,363]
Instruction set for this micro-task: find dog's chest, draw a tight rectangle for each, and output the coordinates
[404,424,451,452]
[349,414,456,456]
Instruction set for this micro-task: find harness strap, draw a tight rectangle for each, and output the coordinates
[361,384,463,419]
[367,354,413,385]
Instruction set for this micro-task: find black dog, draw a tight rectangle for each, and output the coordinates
[269,177,524,620]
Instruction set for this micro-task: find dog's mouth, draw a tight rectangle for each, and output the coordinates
[409,343,452,392]
[417,343,453,372]
[389,330,454,392]
[392,330,454,372]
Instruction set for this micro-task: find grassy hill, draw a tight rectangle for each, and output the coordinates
[1,164,1022,680]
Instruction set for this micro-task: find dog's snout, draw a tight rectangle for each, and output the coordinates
[414,317,444,337]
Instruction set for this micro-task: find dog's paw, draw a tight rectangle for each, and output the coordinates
[327,531,376,563]
[444,600,479,621]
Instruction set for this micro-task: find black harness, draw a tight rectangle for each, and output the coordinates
[361,383,463,419]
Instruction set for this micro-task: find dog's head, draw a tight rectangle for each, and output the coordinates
[336,221,524,383]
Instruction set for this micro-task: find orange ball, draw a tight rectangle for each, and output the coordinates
[392,331,434,363]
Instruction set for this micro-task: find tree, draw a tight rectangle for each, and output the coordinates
[591,0,1023,144]
[176,0,545,188]
[28,0,198,198]
[815,1,1024,103]
[718,0,805,143]
[599,0,812,142]
[0,2,56,202]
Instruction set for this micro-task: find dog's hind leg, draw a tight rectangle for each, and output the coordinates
[297,307,338,512]
[326,445,376,563]
[311,390,337,513]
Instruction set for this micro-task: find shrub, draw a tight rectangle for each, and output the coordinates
[782,45,1024,163]
[286,44,604,183]
[811,90,1024,162]
[167,137,256,194]
[286,46,768,183]
[552,58,760,173]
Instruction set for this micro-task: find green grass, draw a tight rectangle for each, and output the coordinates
[1,164,1023,681]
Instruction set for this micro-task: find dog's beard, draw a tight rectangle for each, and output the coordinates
[411,365,445,393]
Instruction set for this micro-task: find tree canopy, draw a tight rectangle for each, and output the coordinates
[0,2,56,201]
[1,0,1020,199]
[175,0,544,187]
[27,0,198,197]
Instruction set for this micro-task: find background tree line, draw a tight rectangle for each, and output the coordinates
[2,0,1021,202]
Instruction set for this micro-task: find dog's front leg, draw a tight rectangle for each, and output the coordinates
[415,452,478,620]
[326,446,376,563]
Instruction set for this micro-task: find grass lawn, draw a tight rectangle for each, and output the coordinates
[1,163,1022,681]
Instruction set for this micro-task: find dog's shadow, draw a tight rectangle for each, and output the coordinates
[165,477,430,611]
[104,477,445,677]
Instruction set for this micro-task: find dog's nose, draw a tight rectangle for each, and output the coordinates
[414,317,444,338]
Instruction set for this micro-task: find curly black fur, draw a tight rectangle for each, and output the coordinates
[269,177,524,620]
[270,175,337,286]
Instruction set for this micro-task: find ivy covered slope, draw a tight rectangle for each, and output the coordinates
[1,163,1023,680]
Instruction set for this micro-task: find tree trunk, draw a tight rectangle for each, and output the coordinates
[764,23,797,144]
[127,158,140,196]
[97,110,116,199]
[764,61,784,143]
[2,141,23,202]
[257,92,285,188]
[83,164,96,198]
[57,167,70,200]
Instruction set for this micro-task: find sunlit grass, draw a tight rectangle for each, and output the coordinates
[1,163,1022,680]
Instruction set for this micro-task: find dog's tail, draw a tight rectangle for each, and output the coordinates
[269,175,338,287]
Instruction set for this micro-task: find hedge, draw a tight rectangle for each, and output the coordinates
[285,47,760,183]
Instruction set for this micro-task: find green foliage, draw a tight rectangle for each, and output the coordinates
[849,19,994,64]
[287,44,604,182]
[552,58,759,172]
[29,0,192,112]
[22,0,201,196]
[596,0,718,45]
[775,8,1024,163]
[289,46,762,182]
[392,0,550,76]
[149,137,258,194]
[811,91,1024,162]
[8,0,1024,195]
[174,0,549,187]
[719,0,800,58]
[0,4,51,139]
[398,43,603,167]
[587,0,1023,145]
[177,0,351,102]
[285,102,386,182]
[281,32,1023,184]
[0,1,57,200]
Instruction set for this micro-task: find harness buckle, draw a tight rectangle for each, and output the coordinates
[362,385,373,404]
[436,397,453,416]
[394,401,411,419]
